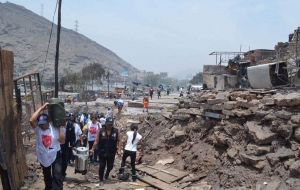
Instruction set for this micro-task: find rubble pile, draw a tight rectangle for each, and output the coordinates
[140,89,300,189]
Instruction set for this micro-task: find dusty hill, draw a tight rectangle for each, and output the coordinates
[0,2,139,82]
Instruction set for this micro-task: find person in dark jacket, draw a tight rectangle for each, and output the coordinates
[61,112,76,179]
[90,117,121,185]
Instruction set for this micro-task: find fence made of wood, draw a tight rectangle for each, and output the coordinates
[0,49,27,190]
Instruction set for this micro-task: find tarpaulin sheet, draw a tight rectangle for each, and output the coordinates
[247,64,272,89]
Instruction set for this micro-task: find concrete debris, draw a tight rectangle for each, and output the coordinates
[290,160,300,177]
[294,127,300,142]
[274,93,300,107]
[156,157,175,165]
[246,144,271,156]
[245,121,277,145]
[239,153,267,169]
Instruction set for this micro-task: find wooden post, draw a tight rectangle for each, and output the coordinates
[28,75,36,111]
[0,49,27,189]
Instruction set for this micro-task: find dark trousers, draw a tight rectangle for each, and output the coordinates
[99,154,115,181]
[41,151,63,190]
[61,146,71,178]
[119,150,137,180]
[88,141,97,162]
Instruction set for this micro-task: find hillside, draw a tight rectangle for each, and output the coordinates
[0,2,139,82]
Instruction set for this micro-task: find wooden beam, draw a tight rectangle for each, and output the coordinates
[138,175,181,190]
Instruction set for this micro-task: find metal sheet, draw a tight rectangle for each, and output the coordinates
[247,64,272,89]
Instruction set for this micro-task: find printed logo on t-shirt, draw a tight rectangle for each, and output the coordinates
[42,135,52,149]
[89,127,97,135]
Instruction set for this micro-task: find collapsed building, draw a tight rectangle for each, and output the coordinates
[204,27,300,90]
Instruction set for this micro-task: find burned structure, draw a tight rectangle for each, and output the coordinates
[204,27,300,90]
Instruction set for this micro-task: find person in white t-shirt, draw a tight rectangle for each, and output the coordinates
[118,123,142,182]
[87,114,101,162]
[29,103,66,190]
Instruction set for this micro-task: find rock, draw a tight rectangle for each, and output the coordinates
[275,110,292,120]
[277,124,292,138]
[20,187,28,190]
[274,93,300,107]
[266,148,295,166]
[290,160,300,177]
[68,184,75,188]
[256,110,272,117]
[223,101,236,110]
[190,102,201,108]
[265,180,281,190]
[239,99,260,109]
[245,121,277,145]
[213,131,230,146]
[176,108,203,116]
[171,125,182,132]
[294,127,300,142]
[156,157,175,165]
[261,97,275,106]
[276,147,295,160]
[266,153,280,166]
[196,93,216,102]
[246,144,271,156]
[207,98,226,105]
[264,113,277,121]
[227,148,238,159]
[216,91,229,100]
[224,123,242,136]
[232,109,252,117]
[222,109,235,117]
[172,114,190,121]
[174,130,186,138]
[291,114,300,124]
[190,181,212,190]
[284,158,295,170]
[239,153,266,169]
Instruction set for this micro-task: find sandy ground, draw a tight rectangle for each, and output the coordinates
[21,93,181,190]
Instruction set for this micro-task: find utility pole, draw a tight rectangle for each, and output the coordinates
[54,0,62,97]
[41,4,44,17]
[75,20,78,32]
[106,71,110,98]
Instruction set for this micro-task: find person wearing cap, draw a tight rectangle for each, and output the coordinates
[29,103,66,190]
[90,117,121,185]
[116,99,124,113]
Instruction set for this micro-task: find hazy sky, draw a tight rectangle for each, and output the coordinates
[4,0,300,78]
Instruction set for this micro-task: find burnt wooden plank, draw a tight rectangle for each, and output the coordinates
[164,167,189,181]
[0,50,27,190]
[136,164,189,183]
[151,171,178,183]
[138,175,181,190]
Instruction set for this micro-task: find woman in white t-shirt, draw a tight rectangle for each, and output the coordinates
[87,114,101,162]
[118,123,142,182]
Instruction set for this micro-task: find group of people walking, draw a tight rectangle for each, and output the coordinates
[30,102,142,189]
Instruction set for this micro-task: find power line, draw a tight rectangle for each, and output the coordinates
[41,0,58,83]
